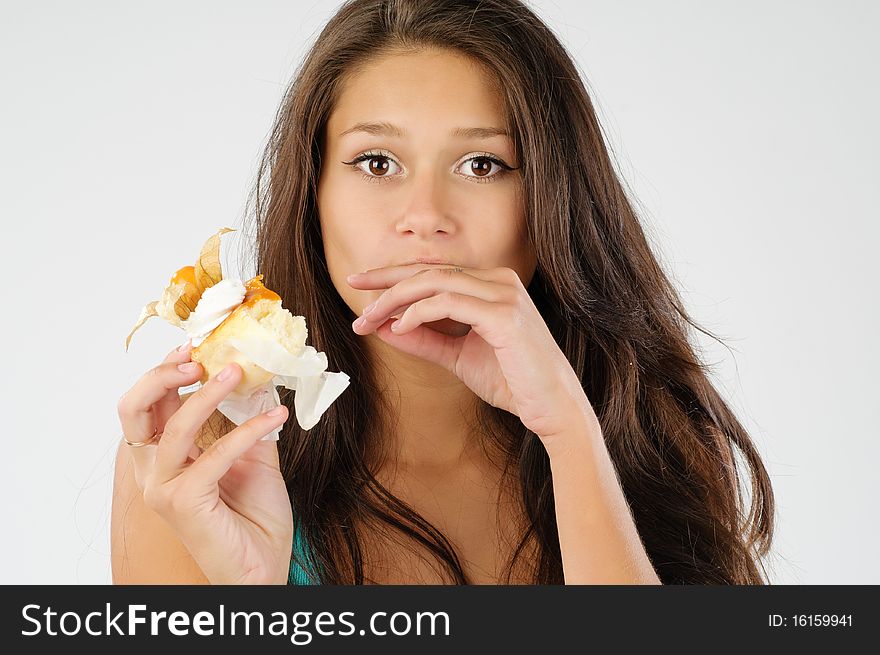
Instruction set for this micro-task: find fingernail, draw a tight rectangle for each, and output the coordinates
[347,273,360,282]
[177,339,192,352]
[354,316,366,328]
[390,320,401,331]
[267,406,285,417]
[363,301,376,315]
[177,362,199,373]
[217,363,236,382]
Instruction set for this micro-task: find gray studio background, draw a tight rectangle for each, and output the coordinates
[1,0,876,584]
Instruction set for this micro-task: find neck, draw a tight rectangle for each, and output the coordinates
[363,328,483,473]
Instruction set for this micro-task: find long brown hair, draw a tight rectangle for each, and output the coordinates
[239,0,775,584]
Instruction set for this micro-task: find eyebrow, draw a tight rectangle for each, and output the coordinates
[338,121,509,140]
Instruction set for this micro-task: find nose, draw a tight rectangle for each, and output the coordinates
[395,168,455,238]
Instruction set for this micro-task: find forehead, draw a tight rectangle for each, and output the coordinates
[328,49,507,136]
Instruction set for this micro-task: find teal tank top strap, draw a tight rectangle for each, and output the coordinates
[288,513,320,585]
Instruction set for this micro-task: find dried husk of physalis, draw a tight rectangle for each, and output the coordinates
[124,227,234,351]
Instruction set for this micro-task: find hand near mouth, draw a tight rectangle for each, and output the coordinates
[345,263,595,447]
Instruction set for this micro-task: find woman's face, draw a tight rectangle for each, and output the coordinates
[317,48,537,328]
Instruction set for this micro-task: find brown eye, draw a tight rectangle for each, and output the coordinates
[470,157,493,177]
[368,156,391,176]
[347,152,401,179]
[456,154,508,182]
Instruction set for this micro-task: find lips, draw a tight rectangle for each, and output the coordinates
[400,256,454,266]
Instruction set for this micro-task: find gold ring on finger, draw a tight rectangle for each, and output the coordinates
[123,428,162,448]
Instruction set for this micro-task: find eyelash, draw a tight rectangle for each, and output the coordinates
[341,149,516,185]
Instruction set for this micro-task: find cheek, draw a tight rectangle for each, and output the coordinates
[322,219,372,277]
[477,194,534,279]
[319,171,365,266]
[320,224,377,316]
[480,193,528,252]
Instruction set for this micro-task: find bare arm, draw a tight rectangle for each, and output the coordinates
[111,436,211,584]
[544,407,661,585]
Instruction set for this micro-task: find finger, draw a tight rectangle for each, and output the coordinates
[390,292,519,346]
[162,342,204,463]
[186,405,289,486]
[118,345,206,447]
[153,362,243,484]
[154,340,197,435]
[128,441,158,492]
[120,342,199,487]
[128,440,200,494]
[373,317,462,371]
[353,268,511,334]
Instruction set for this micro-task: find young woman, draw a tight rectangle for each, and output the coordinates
[113,0,775,585]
